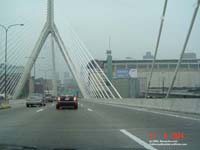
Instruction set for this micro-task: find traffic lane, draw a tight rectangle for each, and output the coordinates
[0,103,50,132]
[0,98,34,117]
[0,101,147,149]
[0,102,50,141]
[0,101,39,120]
[81,100,200,150]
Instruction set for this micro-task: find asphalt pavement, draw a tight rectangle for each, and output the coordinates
[0,99,200,150]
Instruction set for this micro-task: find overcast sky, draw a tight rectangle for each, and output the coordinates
[0,0,200,59]
[0,0,200,80]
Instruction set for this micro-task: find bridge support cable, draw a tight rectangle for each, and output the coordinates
[68,38,105,98]
[64,33,104,98]
[69,27,121,99]
[0,43,25,91]
[69,29,114,99]
[6,39,33,96]
[68,31,111,99]
[70,45,103,98]
[0,62,23,95]
[0,28,27,79]
[3,69,22,95]
[68,26,121,99]
[70,49,99,98]
[13,24,49,99]
[9,73,22,95]
[166,0,200,98]
[0,28,30,96]
[13,0,89,99]
[145,0,168,98]
[67,37,104,98]
[0,20,45,96]
[1,33,31,92]
[58,25,107,99]
[52,25,89,98]
[13,0,121,99]
[0,29,25,61]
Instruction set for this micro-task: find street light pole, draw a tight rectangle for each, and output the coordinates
[39,69,52,94]
[0,24,24,101]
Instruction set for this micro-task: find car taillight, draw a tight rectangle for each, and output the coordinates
[74,96,77,101]
[57,97,61,101]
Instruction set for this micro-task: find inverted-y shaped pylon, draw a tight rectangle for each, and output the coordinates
[13,0,89,99]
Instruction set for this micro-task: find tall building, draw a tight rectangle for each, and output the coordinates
[183,52,197,60]
[106,50,112,81]
[143,51,154,60]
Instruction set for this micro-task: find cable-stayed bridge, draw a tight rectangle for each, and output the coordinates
[0,0,199,100]
[0,0,200,150]
[1,0,122,99]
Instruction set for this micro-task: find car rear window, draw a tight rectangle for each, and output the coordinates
[60,96,74,101]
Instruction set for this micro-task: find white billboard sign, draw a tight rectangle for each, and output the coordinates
[129,69,137,78]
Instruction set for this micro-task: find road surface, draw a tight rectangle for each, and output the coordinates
[0,99,200,149]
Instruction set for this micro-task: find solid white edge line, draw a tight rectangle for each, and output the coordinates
[96,102,200,122]
[36,108,44,112]
[120,129,157,150]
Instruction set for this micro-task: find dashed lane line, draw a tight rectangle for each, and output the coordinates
[87,108,93,111]
[36,108,44,113]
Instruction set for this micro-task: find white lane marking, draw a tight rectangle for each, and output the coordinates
[81,104,83,107]
[52,103,54,106]
[36,108,44,113]
[143,109,200,122]
[120,129,157,150]
[87,108,93,111]
[103,103,200,122]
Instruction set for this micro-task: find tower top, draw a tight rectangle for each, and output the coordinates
[47,0,54,26]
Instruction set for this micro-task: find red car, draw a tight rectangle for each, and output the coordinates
[56,95,78,109]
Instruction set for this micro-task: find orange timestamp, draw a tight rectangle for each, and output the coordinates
[149,131,185,140]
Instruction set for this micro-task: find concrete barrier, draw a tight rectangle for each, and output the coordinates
[0,99,26,110]
[9,99,26,105]
[83,98,200,115]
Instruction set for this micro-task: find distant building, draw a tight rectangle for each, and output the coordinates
[98,58,200,97]
[143,51,154,60]
[63,72,72,88]
[56,72,59,81]
[183,52,197,60]
[64,71,71,79]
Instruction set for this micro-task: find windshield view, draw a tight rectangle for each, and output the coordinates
[0,0,200,149]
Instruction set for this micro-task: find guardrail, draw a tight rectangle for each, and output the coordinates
[83,98,200,115]
[142,90,200,98]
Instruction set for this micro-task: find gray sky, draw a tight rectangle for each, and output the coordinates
[0,0,200,80]
[55,0,200,60]
[0,0,200,59]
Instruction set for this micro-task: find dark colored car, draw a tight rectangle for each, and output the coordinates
[56,95,78,109]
